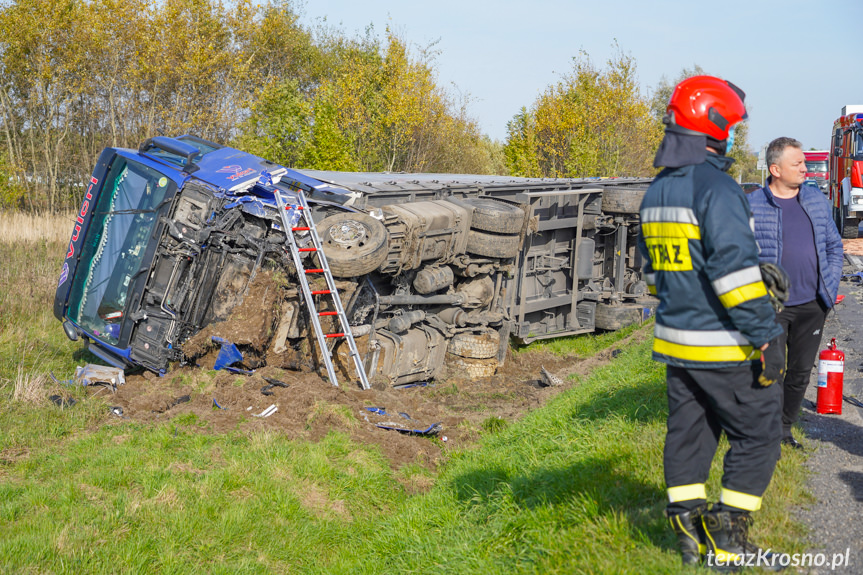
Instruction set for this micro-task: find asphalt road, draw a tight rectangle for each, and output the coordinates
[794,268,863,574]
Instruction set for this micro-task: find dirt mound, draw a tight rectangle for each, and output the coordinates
[91,327,651,475]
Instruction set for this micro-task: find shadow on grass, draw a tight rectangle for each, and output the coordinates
[572,379,668,425]
[445,376,677,551]
[450,453,671,551]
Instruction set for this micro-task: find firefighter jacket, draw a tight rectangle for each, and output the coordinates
[638,153,783,368]
[747,181,844,309]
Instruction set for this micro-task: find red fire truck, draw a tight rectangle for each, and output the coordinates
[804,150,828,193]
[829,106,863,238]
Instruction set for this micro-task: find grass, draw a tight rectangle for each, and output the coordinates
[0,213,813,574]
[516,322,644,358]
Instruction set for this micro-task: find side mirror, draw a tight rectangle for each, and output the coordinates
[834,147,841,157]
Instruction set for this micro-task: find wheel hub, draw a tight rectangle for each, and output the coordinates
[327,220,367,247]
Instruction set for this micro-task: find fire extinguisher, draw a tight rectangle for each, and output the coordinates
[817,338,844,414]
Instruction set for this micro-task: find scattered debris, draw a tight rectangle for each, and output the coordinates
[363,407,442,436]
[393,381,431,389]
[260,377,289,396]
[841,271,863,284]
[540,366,565,387]
[110,406,124,417]
[151,395,192,414]
[252,404,278,418]
[50,364,125,391]
[212,337,247,371]
[611,349,623,358]
[843,395,863,409]
[213,398,227,410]
[48,395,76,408]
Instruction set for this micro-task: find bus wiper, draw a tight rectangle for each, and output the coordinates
[97,197,172,216]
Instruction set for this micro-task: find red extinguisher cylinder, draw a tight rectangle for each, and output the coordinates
[817,338,844,415]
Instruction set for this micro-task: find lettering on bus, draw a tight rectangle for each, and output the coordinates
[66,177,98,259]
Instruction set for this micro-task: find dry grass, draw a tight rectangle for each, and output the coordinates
[0,210,75,244]
[12,364,48,404]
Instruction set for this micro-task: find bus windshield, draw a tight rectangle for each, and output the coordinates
[66,156,176,345]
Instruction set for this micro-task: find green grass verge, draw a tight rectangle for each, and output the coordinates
[0,238,811,574]
[0,335,811,574]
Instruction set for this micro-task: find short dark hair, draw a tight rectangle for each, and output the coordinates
[766,137,802,168]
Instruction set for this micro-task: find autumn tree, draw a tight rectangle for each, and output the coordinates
[504,48,663,178]
[239,30,494,174]
[0,0,318,212]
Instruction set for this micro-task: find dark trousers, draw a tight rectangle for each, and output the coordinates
[776,299,829,437]
[665,364,781,514]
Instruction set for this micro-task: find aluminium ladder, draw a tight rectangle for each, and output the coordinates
[274,189,371,390]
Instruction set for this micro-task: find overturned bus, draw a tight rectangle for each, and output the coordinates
[53,135,655,387]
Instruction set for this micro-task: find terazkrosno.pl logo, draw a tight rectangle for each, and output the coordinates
[705,548,850,571]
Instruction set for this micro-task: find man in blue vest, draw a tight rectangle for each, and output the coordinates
[748,137,844,449]
[640,76,785,570]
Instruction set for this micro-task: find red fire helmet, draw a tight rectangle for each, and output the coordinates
[665,75,748,140]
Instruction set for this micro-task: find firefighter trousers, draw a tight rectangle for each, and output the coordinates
[775,299,829,437]
[664,364,782,515]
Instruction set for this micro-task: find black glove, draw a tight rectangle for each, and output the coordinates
[758,339,785,387]
[760,262,790,313]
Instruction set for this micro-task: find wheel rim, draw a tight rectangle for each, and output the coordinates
[327,220,367,248]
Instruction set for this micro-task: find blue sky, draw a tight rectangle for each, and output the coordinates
[298,0,862,154]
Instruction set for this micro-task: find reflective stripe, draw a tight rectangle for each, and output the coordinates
[641,222,701,239]
[641,206,699,225]
[717,281,768,308]
[667,483,706,503]
[712,267,768,309]
[720,488,762,511]
[712,266,763,295]
[654,324,751,347]
[654,339,759,362]
[648,285,657,295]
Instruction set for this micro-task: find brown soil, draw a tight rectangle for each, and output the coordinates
[87,328,650,474]
[83,270,651,473]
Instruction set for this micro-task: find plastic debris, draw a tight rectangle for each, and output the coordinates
[260,377,289,396]
[50,364,125,390]
[213,398,227,410]
[540,366,564,387]
[225,366,254,375]
[393,381,431,389]
[252,404,278,418]
[363,407,442,436]
[212,337,244,371]
[110,406,124,417]
[841,271,863,284]
[844,395,863,409]
[49,395,76,408]
[172,395,191,407]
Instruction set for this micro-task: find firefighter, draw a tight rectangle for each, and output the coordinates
[639,76,785,570]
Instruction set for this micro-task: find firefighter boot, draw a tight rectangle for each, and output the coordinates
[666,506,706,565]
[702,510,784,572]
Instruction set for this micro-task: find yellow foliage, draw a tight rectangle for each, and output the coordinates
[505,48,663,178]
